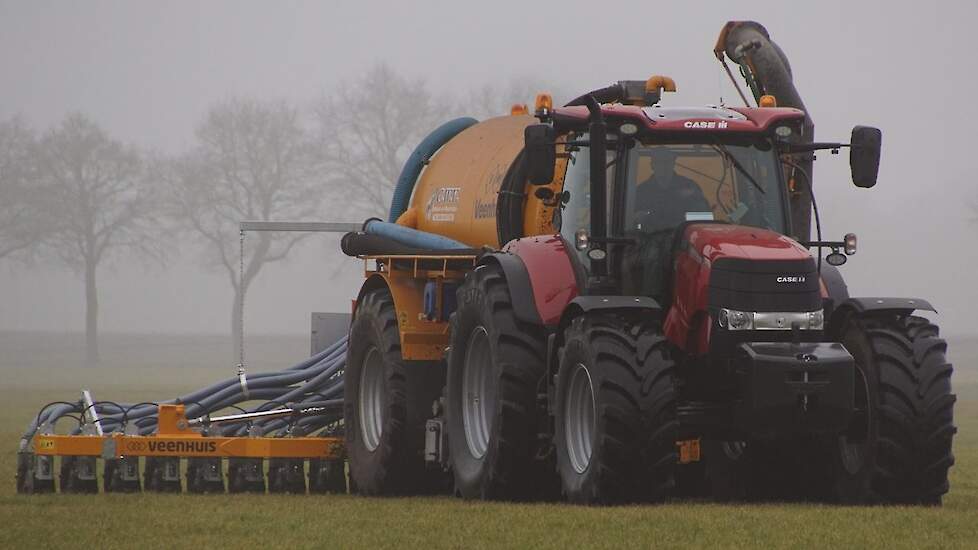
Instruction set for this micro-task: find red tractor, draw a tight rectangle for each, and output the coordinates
[341,21,955,504]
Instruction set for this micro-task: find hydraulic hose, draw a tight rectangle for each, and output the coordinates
[716,20,815,240]
[363,219,469,250]
[21,343,348,441]
[388,117,478,223]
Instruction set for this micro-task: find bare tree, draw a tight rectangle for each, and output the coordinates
[469,77,569,120]
[0,117,46,260]
[168,98,323,359]
[314,63,448,219]
[33,114,161,366]
[470,77,553,120]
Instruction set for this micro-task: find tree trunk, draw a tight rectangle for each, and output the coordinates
[84,258,99,367]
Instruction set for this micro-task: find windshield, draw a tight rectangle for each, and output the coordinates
[622,141,787,235]
[555,137,789,299]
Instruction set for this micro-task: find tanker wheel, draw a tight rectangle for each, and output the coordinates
[554,313,678,504]
[446,263,548,500]
[345,287,446,495]
[830,314,956,504]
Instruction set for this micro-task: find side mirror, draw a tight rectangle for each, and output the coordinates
[524,124,556,185]
[850,126,881,188]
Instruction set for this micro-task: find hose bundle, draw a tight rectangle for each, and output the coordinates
[19,336,348,451]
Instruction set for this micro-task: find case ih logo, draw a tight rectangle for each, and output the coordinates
[777,276,807,283]
[683,120,729,129]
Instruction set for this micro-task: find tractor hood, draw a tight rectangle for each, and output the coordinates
[684,223,811,265]
[681,223,821,314]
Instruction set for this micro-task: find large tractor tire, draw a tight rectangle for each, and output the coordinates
[554,312,678,504]
[830,314,955,504]
[345,288,445,495]
[446,263,549,500]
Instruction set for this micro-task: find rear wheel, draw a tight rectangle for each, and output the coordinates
[345,287,445,495]
[831,314,956,504]
[554,313,677,504]
[446,263,548,500]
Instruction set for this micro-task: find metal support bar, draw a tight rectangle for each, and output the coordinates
[82,390,104,436]
[238,221,361,233]
[188,404,335,427]
[34,433,344,460]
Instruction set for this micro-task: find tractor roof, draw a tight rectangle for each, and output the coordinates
[552,104,805,134]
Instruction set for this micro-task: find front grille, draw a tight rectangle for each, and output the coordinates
[708,258,820,312]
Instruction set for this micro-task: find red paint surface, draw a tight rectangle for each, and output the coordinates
[664,224,811,354]
[503,235,579,325]
[553,105,804,133]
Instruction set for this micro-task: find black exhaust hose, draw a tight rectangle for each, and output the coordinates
[565,84,624,108]
[583,94,609,278]
[720,21,814,240]
[496,150,529,246]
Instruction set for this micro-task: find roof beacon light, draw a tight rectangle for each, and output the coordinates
[510,103,529,116]
[759,94,778,107]
[534,93,553,116]
[642,75,677,106]
[646,75,677,94]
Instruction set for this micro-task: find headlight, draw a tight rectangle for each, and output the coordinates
[808,310,824,330]
[844,233,857,256]
[718,308,753,330]
[718,308,824,331]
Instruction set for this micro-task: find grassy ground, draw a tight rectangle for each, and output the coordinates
[1,331,976,549]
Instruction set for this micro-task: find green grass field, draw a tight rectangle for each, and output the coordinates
[1,331,976,549]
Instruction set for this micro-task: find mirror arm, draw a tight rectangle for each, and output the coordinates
[783,142,848,153]
[799,240,844,248]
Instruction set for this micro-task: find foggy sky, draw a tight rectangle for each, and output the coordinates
[1,0,975,339]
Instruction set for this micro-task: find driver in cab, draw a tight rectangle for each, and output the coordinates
[626,148,711,299]
[634,148,710,230]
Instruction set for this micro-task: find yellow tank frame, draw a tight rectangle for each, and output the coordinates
[361,254,478,360]
[32,404,344,460]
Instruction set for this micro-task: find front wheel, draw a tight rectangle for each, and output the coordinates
[830,314,956,504]
[554,313,677,504]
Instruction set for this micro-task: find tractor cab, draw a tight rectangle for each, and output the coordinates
[555,114,793,304]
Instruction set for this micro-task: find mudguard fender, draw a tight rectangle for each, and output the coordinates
[480,235,580,326]
[828,297,936,337]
